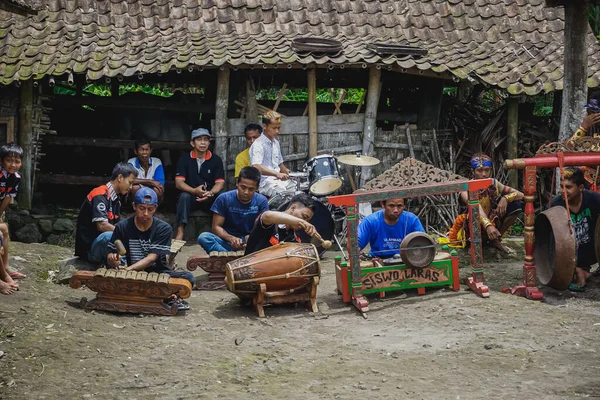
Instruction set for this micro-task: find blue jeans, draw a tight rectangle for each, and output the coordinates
[198,232,242,253]
[87,231,113,265]
[149,267,195,287]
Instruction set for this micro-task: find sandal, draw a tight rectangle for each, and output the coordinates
[8,267,26,279]
[568,282,586,292]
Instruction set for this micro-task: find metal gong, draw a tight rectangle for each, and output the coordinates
[533,206,576,291]
[400,232,436,269]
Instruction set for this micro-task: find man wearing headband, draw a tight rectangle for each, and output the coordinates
[568,94,600,191]
[449,153,524,254]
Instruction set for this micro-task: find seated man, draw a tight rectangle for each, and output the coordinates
[568,95,600,191]
[175,128,225,240]
[74,162,138,265]
[245,193,318,255]
[127,137,165,202]
[550,168,600,292]
[198,166,268,253]
[449,153,524,253]
[106,187,194,309]
[234,124,262,179]
[249,111,295,197]
[358,198,424,259]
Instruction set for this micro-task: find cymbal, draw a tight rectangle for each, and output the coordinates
[337,154,381,166]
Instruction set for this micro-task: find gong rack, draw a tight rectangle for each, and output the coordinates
[503,152,600,301]
[328,179,492,315]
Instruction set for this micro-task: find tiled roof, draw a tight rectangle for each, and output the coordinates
[0,0,598,94]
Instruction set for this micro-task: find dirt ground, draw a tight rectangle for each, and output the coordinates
[0,240,599,400]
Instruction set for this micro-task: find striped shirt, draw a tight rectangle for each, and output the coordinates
[108,216,172,272]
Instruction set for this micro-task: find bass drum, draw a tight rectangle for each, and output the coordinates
[268,193,335,255]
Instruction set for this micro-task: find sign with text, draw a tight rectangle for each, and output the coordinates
[361,266,449,290]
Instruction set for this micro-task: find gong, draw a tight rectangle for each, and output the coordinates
[533,206,576,290]
[400,232,436,269]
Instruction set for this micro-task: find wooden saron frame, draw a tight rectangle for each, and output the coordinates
[328,178,493,315]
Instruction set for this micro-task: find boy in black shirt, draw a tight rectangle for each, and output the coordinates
[551,168,600,291]
[107,187,194,309]
[0,143,22,295]
[244,193,319,255]
[74,162,138,265]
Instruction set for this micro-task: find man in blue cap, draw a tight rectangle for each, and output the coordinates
[174,128,225,240]
[106,187,194,283]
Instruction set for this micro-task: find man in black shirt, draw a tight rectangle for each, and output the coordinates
[74,162,138,265]
[244,193,319,255]
[551,168,600,291]
[175,128,225,240]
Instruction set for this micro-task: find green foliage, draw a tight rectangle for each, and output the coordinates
[533,92,553,117]
[256,88,365,103]
[53,82,204,98]
[590,5,600,37]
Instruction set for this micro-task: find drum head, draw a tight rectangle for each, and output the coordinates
[534,206,576,290]
[400,232,436,268]
[310,178,343,196]
[269,195,335,255]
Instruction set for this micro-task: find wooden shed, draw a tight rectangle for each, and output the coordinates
[0,0,599,208]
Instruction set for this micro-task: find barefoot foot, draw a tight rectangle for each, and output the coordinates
[0,279,16,295]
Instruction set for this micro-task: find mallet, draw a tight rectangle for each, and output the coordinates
[114,239,127,256]
[299,222,332,249]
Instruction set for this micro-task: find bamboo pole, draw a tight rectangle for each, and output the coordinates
[307,68,318,158]
[215,67,230,188]
[506,97,519,188]
[360,67,382,187]
[245,75,258,125]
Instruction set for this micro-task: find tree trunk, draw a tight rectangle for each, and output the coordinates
[506,97,519,188]
[215,67,230,189]
[559,0,589,141]
[307,68,318,158]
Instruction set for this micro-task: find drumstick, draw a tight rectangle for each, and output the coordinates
[299,222,332,249]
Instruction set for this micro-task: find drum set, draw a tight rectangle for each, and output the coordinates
[268,153,380,256]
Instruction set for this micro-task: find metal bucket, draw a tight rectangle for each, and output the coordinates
[533,206,576,290]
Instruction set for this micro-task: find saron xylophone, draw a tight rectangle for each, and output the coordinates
[69,268,192,315]
[187,251,245,290]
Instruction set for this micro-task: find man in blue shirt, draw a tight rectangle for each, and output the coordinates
[358,198,425,258]
[198,166,268,253]
[127,137,166,202]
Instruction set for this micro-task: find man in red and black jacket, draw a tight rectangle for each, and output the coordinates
[74,162,138,265]
[174,128,225,240]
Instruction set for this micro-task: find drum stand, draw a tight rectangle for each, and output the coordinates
[253,277,320,318]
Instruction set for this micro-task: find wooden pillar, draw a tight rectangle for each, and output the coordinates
[245,74,258,125]
[215,67,230,188]
[360,67,382,186]
[506,97,519,188]
[558,0,589,141]
[307,67,318,158]
[417,79,444,130]
[18,80,34,209]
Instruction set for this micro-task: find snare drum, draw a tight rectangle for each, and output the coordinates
[225,243,320,298]
[268,192,335,255]
[304,155,343,196]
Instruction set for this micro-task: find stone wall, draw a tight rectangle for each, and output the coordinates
[5,207,75,245]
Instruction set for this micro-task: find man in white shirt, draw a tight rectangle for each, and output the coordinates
[127,137,165,203]
[249,111,295,198]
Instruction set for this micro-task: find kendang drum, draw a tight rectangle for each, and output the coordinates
[304,155,343,196]
[225,243,321,298]
[533,206,576,290]
[268,193,335,255]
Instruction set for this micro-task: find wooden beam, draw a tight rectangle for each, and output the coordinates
[307,68,318,158]
[273,83,288,112]
[54,95,214,114]
[17,80,34,209]
[215,67,230,188]
[43,136,189,150]
[360,67,382,187]
[558,0,589,141]
[506,97,519,188]
[245,75,258,125]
